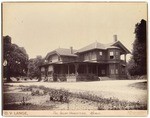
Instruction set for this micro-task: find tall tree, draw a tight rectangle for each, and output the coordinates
[27,56,44,80]
[3,35,29,82]
[127,19,147,76]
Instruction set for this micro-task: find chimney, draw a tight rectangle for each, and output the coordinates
[113,35,117,42]
[70,46,73,54]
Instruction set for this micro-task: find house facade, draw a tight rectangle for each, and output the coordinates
[40,35,130,82]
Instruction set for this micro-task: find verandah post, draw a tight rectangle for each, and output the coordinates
[74,63,79,76]
[96,64,98,76]
[86,64,89,74]
[68,64,70,76]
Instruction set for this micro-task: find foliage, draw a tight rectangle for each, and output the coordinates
[27,56,44,79]
[21,85,69,102]
[127,58,141,76]
[4,84,147,110]
[127,19,146,76]
[57,74,67,82]
[76,74,100,81]
[73,92,147,110]
[3,35,29,81]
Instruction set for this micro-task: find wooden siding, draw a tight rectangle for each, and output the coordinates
[47,54,59,62]
[107,49,121,61]
[60,56,77,62]
[78,49,121,62]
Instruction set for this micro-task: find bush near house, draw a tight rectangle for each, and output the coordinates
[76,74,100,81]
[56,74,67,82]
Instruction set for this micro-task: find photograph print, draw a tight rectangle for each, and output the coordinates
[2,2,147,117]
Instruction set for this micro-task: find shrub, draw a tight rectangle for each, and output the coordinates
[49,89,69,102]
[57,74,67,82]
[76,74,99,81]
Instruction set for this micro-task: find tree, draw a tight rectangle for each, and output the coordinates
[3,35,29,82]
[127,19,147,76]
[27,56,44,80]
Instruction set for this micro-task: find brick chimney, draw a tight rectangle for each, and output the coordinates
[113,35,117,42]
[70,46,73,54]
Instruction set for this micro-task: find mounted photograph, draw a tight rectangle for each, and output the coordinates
[2,2,147,117]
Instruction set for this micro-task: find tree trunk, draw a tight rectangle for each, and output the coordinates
[6,66,12,82]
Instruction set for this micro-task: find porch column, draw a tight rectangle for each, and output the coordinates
[86,64,89,74]
[96,65,98,76]
[74,63,79,76]
[68,64,70,76]
[124,54,126,63]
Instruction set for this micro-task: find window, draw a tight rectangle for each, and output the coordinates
[84,53,88,61]
[116,51,119,59]
[116,69,118,74]
[111,69,114,74]
[116,51,119,55]
[110,52,114,56]
[91,52,96,60]
[99,51,102,56]
[110,51,114,59]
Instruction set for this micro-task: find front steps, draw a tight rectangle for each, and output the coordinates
[99,76,116,81]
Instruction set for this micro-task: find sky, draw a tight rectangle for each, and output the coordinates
[3,2,147,60]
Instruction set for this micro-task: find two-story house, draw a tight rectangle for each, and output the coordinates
[40,35,130,82]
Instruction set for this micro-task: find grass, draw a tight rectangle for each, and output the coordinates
[3,84,147,110]
[4,103,54,110]
[128,81,147,90]
[3,93,31,105]
[72,92,147,110]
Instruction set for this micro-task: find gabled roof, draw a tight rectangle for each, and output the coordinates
[75,41,120,53]
[111,41,131,54]
[45,48,77,59]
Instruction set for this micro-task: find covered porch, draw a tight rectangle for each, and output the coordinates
[42,62,109,82]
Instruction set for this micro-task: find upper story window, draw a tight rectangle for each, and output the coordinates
[116,51,120,59]
[91,52,96,60]
[99,51,102,56]
[110,51,114,59]
[116,51,119,55]
[84,53,88,61]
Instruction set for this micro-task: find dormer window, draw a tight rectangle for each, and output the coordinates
[110,51,114,59]
[99,51,102,56]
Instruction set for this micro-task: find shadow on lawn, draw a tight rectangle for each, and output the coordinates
[128,81,147,90]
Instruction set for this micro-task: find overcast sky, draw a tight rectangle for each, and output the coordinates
[3,2,147,60]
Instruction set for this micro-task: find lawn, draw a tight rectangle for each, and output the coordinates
[3,80,147,110]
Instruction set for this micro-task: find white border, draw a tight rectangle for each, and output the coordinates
[0,0,149,118]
